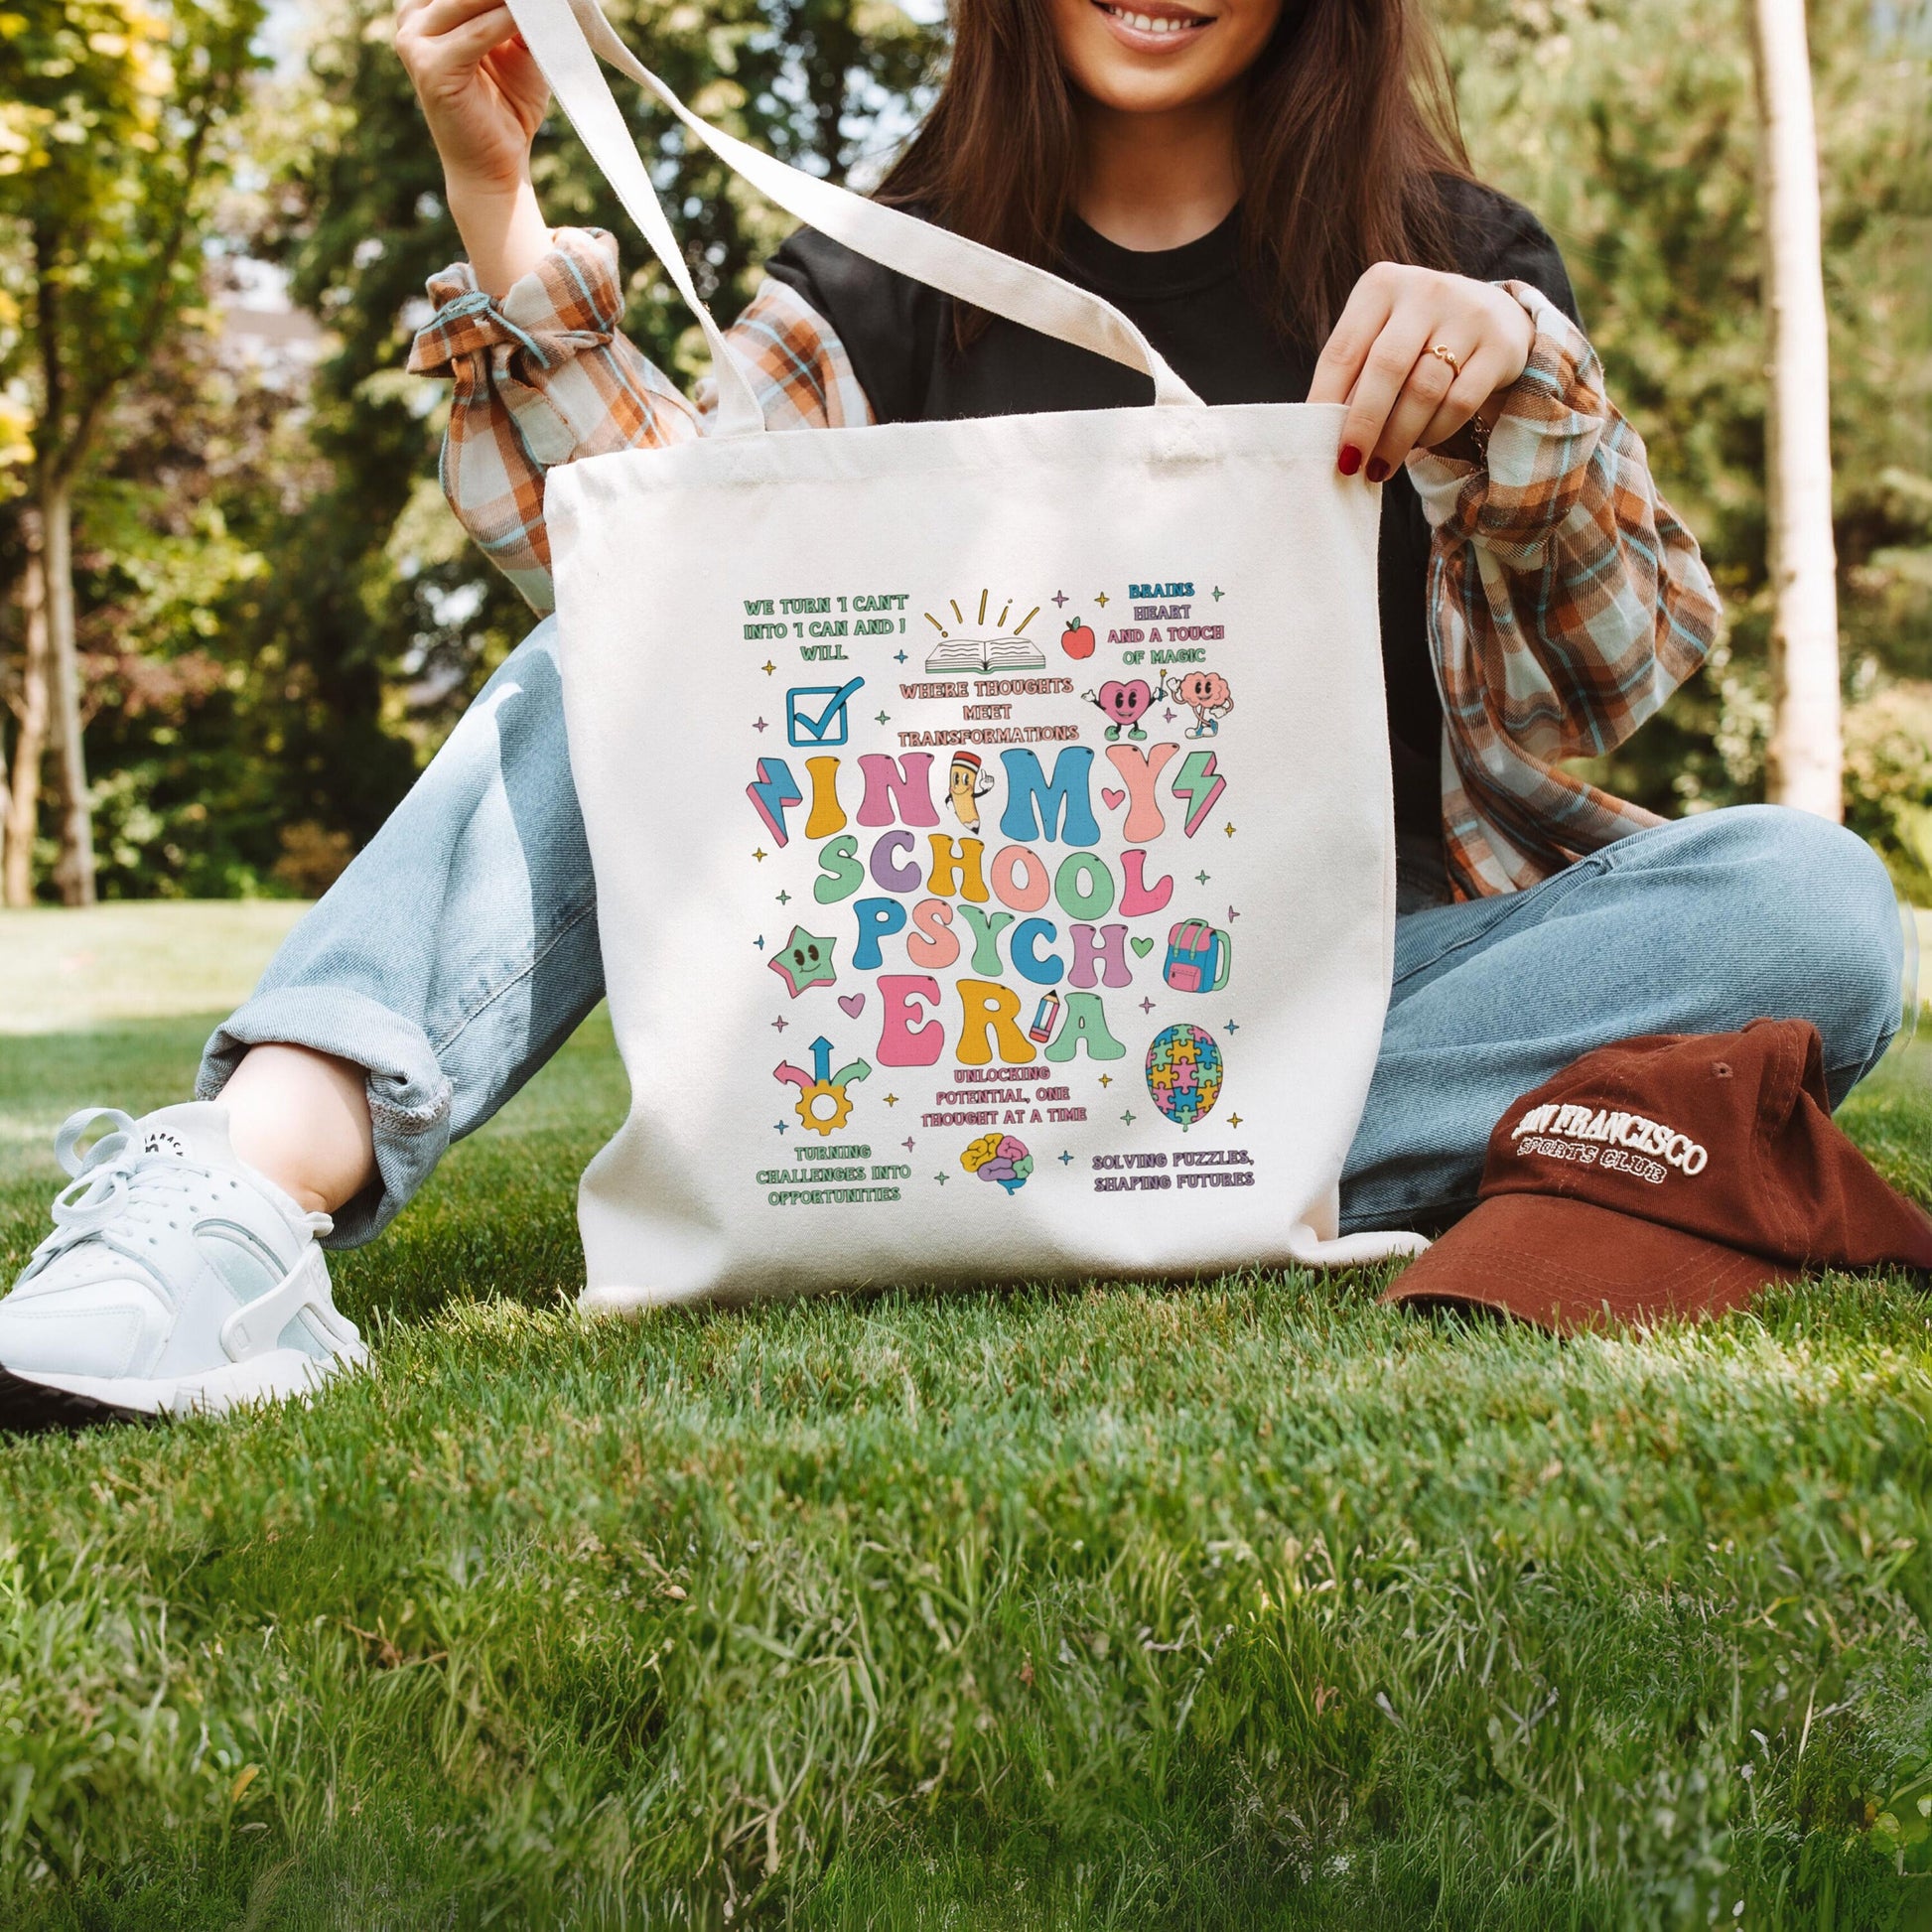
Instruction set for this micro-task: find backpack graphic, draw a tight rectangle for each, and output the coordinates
[1163,919,1232,994]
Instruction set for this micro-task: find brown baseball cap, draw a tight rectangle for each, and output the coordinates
[1383,1017,1932,1332]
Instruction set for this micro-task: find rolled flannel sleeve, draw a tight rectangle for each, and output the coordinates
[407,227,702,613]
[408,228,871,613]
[1406,281,1725,896]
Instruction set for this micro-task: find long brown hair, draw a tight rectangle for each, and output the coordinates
[877,0,1476,348]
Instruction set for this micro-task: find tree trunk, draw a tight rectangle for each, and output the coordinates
[3,510,51,907]
[40,474,95,904]
[1751,0,1842,820]
[0,622,9,868]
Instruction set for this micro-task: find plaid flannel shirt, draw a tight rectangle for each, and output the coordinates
[408,226,1722,900]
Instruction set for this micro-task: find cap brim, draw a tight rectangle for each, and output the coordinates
[1380,1194,1801,1334]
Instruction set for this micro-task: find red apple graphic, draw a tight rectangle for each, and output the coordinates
[1061,617,1096,659]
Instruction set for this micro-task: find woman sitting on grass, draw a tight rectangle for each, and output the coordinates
[0,0,1903,1424]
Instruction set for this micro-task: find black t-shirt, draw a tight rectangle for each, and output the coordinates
[763,178,1580,837]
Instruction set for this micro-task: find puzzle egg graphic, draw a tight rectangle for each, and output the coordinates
[1145,1023,1223,1128]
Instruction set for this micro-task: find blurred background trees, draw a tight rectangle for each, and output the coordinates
[0,0,1925,902]
[0,0,264,903]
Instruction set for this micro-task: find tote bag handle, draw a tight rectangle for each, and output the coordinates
[503,0,1208,434]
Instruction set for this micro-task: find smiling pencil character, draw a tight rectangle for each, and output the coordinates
[947,751,996,828]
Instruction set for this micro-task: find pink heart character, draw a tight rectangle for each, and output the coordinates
[838,993,866,1019]
[1100,787,1128,811]
[1096,679,1154,727]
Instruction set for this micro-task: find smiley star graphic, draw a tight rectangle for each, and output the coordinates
[767,924,839,998]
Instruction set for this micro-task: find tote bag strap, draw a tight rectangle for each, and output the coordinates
[503,0,1207,435]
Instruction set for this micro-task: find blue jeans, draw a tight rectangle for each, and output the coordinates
[199,621,1906,1248]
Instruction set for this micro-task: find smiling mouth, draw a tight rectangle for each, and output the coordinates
[1092,0,1214,35]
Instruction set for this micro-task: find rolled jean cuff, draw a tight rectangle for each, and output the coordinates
[196,986,456,1248]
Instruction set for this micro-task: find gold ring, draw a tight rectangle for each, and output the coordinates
[1429,344,1464,376]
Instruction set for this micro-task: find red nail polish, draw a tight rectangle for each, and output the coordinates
[1365,457,1390,483]
[1337,445,1362,477]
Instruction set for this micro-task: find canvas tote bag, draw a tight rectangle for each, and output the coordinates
[506,0,1429,1306]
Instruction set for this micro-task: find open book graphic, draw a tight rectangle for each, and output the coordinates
[924,633,1047,675]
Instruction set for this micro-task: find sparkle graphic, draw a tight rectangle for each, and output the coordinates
[1140,997,1156,1014]
[1228,904,1241,921]
[1211,586,1225,602]
[894,650,907,664]
[753,848,767,862]
[775,890,791,904]
[934,1171,949,1185]
[1163,708,1176,723]
[902,1136,916,1152]
[883,1093,900,1108]
[753,717,769,733]
[773,1121,789,1134]
[760,660,776,676]
[1223,823,1236,838]
[1098,1073,1113,1088]
[1227,1113,1243,1128]
[1058,1150,1074,1166]
[754,935,765,950]
[771,1016,788,1033]
[1120,1109,1136,1126]
[1225,1019,1239,1034]
[875,710,891,726]
[1093,591,1110,607]
[1052,590,1068,608]
[1195,869,1211,886]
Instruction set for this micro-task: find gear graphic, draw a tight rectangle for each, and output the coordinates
[773,1038,872,1137]
[792,1078,855,1136]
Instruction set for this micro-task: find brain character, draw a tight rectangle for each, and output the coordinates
[1168,670,1233,738]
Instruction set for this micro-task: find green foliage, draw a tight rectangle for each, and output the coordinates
[0,0,265,481]
[57,334,286,897]
[0,0,270,900]
[0,965,1929,1923]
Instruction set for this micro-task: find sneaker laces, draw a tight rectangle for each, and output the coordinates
[37,1108,332,1269]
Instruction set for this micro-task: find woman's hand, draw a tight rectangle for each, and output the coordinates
[395,0,553,295]
[1307,263,1535,481]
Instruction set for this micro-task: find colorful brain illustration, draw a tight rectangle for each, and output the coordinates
[1145,1024,1224,1128]
[961,1132,1034,1194]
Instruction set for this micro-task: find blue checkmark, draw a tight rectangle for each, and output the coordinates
[785,677,866,748]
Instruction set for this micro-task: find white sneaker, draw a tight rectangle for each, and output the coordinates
[0,1103,367,1430]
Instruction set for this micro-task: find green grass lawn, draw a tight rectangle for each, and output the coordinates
[1,907,1930,1930]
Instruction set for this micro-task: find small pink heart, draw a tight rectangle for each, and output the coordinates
[838,993,866,1019]
[1100,787,1128,811]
